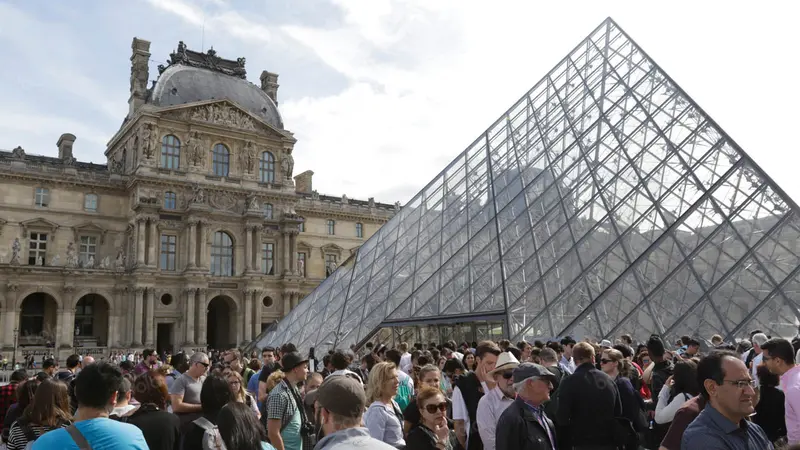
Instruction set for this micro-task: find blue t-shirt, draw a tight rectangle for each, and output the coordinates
[32,418,148,450]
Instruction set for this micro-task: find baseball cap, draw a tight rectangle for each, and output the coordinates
[316,374,366,418]
[600,340,613,349]
[512,362,557,384]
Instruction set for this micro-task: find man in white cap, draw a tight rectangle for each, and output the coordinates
[476,351,519,450]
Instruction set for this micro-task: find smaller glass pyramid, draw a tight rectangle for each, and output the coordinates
[251,17,800,354]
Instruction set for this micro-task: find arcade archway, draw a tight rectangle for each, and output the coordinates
[18,293,58,347]
[73,294,110,347]
[207,295,238,350]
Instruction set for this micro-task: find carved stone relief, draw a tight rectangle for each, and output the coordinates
[175,104,257,131]
[186,131,206,167]
[208,191,238,212]
[239,141,256,173]
[138,124,157,159]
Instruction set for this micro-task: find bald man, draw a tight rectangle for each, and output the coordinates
[81,355,96,368]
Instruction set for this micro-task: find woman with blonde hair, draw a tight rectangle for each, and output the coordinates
[223,368,260,419]
[600,348,647,435]
[364,361,405,448]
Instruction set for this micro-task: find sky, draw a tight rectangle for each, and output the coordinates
[0,1,798,206]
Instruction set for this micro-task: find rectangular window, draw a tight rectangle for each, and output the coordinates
[28,232,47,265]
[327,220,335,235]
[262,243,274,275]
[84,194,98,212]
[297,252,306,277]
[160,235,177,271]
[79,236,97,266]
[164,192,177,210]
[325,253,338,276]
[356,223,363,238]
[298,220,305,232]
[34,188,49,208]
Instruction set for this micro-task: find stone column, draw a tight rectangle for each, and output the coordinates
[144,288,155,346]
[251,291,260,340]
[245,226,253,271]
[184,288,196,345]
[187,220,197,269]
[132,288,144,346]
[108,314,118,348]
[253,227,262,273]
[282,292,291,317]
[282,233,290,274]
[3,284,19,347]
[148,217,158,266]
[199,221,210,269]
[243,290,253,343]
[197,289,208,346]
[136,218,146,266]
[289,232,298,274]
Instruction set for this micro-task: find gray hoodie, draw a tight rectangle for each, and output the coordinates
[313,427,396,450]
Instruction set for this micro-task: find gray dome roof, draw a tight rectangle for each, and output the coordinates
[149,65,283,129]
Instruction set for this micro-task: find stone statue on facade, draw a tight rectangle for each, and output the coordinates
[11,146,25,159]
[9,237,21,265]
[87,255,96,268]
[341,195,349,205]
[100,256,111,269]
[281,153,294,179]
[247,195,260,211]
[311,190,319,200]
[138,124,155,159]
[35,256,43,266]
[394,201,401,212]
[297,257,305,276]
[187,132,205,166]
[325,260,337,277]
[191,183,206,204]
[50,255,60,266]
[240,142,256,173]
[109,157,123,174]
[66,242,78,268]
[115,249,125,268]
[368,197,375,209]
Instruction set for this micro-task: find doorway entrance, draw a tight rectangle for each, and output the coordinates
[156,323,174,355]
[207,296,237,350]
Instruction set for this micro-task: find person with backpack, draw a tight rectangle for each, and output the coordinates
[6,380,72,450]
[31,363,148,450]
[55,354,80,414]
[182,374,234,450]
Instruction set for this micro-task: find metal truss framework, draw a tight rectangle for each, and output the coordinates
[252,18,800,353]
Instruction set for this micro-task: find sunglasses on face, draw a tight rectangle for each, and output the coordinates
[502,371,514,380]
[600,359,612,364]
[196,361,210,368]
[424,402,448,414]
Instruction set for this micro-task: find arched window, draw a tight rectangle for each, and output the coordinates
[259,151,275,183]
[164,191,177,209]
[212,144,230,177]
[356,222,363,238]
[263,203,273,219]
[327,219,335,235]
[210,231,234,276]
[161,135,181,169]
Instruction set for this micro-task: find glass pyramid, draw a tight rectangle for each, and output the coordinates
[252,18,800,353]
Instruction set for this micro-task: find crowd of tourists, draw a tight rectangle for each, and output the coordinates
[0,331,799,450]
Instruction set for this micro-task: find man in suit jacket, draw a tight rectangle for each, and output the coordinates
[555,342,623,450]
[495,363,558,450]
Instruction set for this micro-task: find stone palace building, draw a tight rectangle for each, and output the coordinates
[0,39,396,361]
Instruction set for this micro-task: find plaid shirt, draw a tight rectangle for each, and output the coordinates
[0,383,17,433]
[267,380,313,450]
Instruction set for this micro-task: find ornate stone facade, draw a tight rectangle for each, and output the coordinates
[0,38,395,361]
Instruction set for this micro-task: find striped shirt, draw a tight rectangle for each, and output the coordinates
[7,421,68,450]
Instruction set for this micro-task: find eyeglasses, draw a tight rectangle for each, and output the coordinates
[721,379,756,389]
[228,380,241,386]
[502,371,514,380]
[600,359,613,364]
[424,402,448,414]
[196,361,210,368]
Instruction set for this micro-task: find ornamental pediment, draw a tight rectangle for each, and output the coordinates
[20,218,59,234]
[320,243,345,255]
[159,100,292,141]
[73,222,108,244]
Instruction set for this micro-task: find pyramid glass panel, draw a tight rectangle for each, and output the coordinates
[250,18,800,354]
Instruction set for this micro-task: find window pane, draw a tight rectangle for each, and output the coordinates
[260,151,275,183]
[263,204,273,219]
[161,135,181,170]
[84,194,98,212]
[211,231,234,276]
[262,243,274,275]
[161,234,176,271]
[213,144,230,177]
[164,192,177,210]
[28,233,48,265]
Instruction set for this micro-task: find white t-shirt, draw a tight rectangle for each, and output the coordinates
[399,352,412,374]
[452,381,488,447]
[752,352,763,388]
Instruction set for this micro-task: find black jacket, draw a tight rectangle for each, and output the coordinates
[496,397,556,450]
[753,386,786,442]
[555,362,623,446]
[406,424,453,450]
[454,372,484,450]
[649,360,674,402]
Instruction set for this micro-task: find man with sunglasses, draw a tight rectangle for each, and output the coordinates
[477,352,519,450]
[169,352,209,427]
[496,363,558,450]
[682,351,772,450]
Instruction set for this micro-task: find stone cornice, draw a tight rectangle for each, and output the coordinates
[295,206,393,223]
[0,168,127,191]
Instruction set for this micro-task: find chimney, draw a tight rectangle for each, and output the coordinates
[57,133,76,160]
[294,170,314,193]
[260,70,280,104]
[128,37,151,117]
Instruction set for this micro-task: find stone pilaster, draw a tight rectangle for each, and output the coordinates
[186,219,198,269]
[132,287,144,346]
[199,220,211,269]
[282,233,290,275]
[196,289,207,346]
[136,217,147,266]
[2,283,19,348]
[245,227,253,271]
[147,217,158,267]
[59,286,76,349]
[282,291,291,317]
[243,289,253,343]
[289,231,298,275]
[251,290,260,341]
[144,287,155,346]
[184,288,196,345]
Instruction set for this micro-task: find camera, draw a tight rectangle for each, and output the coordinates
[300,421,315,437]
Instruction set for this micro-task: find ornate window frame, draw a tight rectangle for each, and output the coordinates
[73,222,107,245]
